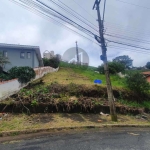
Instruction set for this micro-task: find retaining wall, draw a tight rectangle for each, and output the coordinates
[0,67,59,100]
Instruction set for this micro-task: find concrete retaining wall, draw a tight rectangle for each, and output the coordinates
[0,67,59,100]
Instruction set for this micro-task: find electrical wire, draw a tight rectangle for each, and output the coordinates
[58,0,150,43]
[106,39,150,51]
[47,0,98,34]
[19,0,97,38]
[116,0,150,10]
[57,0,98,28]
[108,45,150,55]
[8,0,150,54]
[35,0,96,36]
[105,33,150,45]
[9,0,100,46]
[72,0,97,20]
[39,0,150,46]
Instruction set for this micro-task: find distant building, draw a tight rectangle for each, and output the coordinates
[51,51,54,57]
[43,50,55,59]
[43,50,62,60]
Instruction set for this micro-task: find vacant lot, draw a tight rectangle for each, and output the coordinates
[36,67,125,88]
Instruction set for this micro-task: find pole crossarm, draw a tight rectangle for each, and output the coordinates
[93,0,101,10]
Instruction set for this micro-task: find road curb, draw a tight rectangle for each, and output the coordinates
[1,124,150,137]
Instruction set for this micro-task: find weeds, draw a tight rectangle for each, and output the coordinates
[118,99,150,109]
[31,99,38,107]
[118,99,142,108]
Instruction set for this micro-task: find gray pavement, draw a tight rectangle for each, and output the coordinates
[0,128,150,150]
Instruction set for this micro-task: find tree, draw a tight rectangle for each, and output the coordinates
[43,57,60,68]
[125,72,150,102]
[0,52,10,69]
[98,62,125,74]
[146,62,150,69]
[113,55,133,69]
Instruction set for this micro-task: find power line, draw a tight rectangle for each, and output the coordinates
[23,0,150,46]
[49,0,150,47]
[19,0,97,38]
[58,0,150,40]
[9,0,100,46]
[116,0,150,10]
[108,45,150,55]
[8,0,150,54]
[47,0,98,34]
[72,0,97,20]
[105,33,150,45]
[35,0,96,36]
[105,22,150,38]
[57,0,98,28]
[107,39,150,51]
[55,0,150,44]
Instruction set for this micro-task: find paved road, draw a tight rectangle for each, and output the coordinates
[1,128,150,150]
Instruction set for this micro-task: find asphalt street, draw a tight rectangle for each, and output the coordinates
[1,128,150,150]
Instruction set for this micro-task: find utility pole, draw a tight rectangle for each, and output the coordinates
[76,41,80,65]
[93,0,117,121]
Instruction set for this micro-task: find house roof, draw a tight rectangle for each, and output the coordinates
[0,43,43,67]
[142,72,150,75]
[142,72,150,78]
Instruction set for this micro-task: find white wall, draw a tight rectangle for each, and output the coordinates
[0,67,59,101]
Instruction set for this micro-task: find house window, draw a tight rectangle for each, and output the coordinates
[27,52,31,59]
[20,52,25,58]
[3,51,8,57]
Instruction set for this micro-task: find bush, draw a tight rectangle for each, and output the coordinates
[43,57,60,68]
[98,62,125,74]
[125,72,150,102]
[9,66,36,84]
[0,73,11,81]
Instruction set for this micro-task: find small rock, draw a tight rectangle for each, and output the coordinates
[141,115,148,120]
[3,113,8,117]
[135,115,141,119]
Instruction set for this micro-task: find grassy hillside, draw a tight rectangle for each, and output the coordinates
[2,63,150,112]
[58,62,125,88]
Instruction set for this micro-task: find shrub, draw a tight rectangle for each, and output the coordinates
[98,62,125,74]
[9,66,36,84]
[125,72,150,102]
[43,57,60,68]
[0,73,11,81]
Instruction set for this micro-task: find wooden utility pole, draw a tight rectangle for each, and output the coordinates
[93,0,117,121]
[76,41,80,64]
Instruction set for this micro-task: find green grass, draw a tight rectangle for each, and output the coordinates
[59,61,125,88]
[59,61,125,87]
[71,67,125,88]
[119,99,150,109]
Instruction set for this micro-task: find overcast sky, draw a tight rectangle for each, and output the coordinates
[1,0,150,67]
